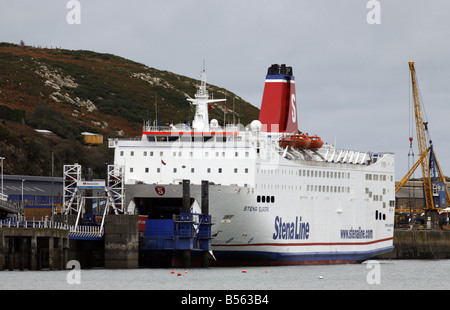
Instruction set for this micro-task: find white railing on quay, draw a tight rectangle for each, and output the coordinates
[0,217,104,238]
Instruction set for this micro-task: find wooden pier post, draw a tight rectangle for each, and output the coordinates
[0,230,4,271]
[182,179,191,268]
[48,236,54,270]
[31,233,37,270]
[201,180,209,268]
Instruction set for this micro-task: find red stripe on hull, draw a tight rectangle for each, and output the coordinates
[212,237,393,248]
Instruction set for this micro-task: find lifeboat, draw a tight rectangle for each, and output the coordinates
[279,136,295,148]
[291,134,311,149]
[279,132,323,150]
[308,135,323,149]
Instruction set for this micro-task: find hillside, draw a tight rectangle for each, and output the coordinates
[0,43,260,178]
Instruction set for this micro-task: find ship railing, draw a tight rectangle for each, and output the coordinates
[274,140,377,166]
[173,213,215,225]
[143,125,172,132]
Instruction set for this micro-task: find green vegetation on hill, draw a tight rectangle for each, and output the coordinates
[0,43,260,178]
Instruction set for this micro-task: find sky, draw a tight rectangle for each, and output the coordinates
[1,0,450,179]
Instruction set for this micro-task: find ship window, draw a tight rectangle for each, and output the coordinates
[235,152,239,157]
[131,151,134,156]
[262,196,266,203]
[257,196,261,203]
[173,151,176,156]
[130,167,133,172]
[191,168,195,173]
[207,168,211,173]
[266,196,270,202]
[150,152,154,156]
[234,168,238,173]
[245,168,248,173]
[157,168,160,173]
[144,151,147,156]
[160,151,163,156]
[271,196,275,203]
[120,151,124,156]
[173,168,177,173]
[218,168,222,173]
[245,152,249,157]
[145,168,149,173]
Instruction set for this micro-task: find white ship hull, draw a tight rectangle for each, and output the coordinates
[110,64,395,265]
[124,150,394,265]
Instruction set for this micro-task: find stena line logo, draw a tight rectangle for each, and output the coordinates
[155,186,165,196]
[273,216,310,240]
[291,94,296,123]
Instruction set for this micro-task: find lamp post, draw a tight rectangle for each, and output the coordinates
[21,179,25,209]
[0,157,4,200]
[51,150,54,224]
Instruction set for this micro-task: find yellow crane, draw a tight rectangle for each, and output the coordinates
[395,62,449,211]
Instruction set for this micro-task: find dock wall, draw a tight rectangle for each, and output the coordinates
[104,214,139,269]
[377,229,450,259]
[0,227,69,270]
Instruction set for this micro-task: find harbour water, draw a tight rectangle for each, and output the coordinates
[1,259,449,290]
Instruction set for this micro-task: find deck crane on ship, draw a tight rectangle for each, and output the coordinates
[396,62,450,216]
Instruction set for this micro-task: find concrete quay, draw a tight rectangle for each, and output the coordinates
[376,229,450,260]
[0,227,69,270]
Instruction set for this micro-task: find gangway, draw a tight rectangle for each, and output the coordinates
[62,164,126,236]
[0,199,21,215]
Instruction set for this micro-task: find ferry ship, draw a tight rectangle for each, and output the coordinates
[108,64,395,265]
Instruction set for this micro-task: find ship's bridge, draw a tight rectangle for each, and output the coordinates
[140,123,249,144]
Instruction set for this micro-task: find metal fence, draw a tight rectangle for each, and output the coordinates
[0,217,104,239]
